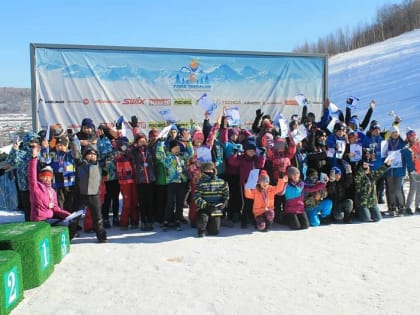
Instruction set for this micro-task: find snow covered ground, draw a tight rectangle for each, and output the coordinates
[3,206,420,315]
[2,30,420,314]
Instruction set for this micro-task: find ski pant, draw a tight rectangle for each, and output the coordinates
[188,182,198,225]
[407,174,420,210]
[386,176,405,210]
[332,199,353,221]
[56,186,76,212]
[285,212,309,230]
[154,184,167,223]
[164,182,187,223]
[101,180,120,220]
[79,194,107,241]
[305,199,333,226]
[196,209,221,235]
[358,205,382,222]
[221,173,242,220]
[119,183,139,227]
[255,209,274,231]
[137,182,155,225]
[20,190,31,222]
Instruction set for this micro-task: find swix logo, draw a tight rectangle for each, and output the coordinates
[122,97,145,105]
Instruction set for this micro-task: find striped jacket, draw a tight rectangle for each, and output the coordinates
[193,173,229,210]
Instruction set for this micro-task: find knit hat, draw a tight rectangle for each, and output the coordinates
[273,137,287,150]
[330,166,342,176]
[315,129,327,138]
[370,124,381,131]
[244,141,257,151]
[406,129,416,138]
[192,131,204,142]
[334,122,346,132]
[55,136,69,147]
[348,131,358,139]
[82,145,98,157]
[134,133,147,143]
[148,128,159,138]
[81,118,95,130]
[287,166,300,177]
[170,125,179,132]
[39,166,53,179]
[390,126,400,134]
[169,140,180,151]
[258,170,270,183]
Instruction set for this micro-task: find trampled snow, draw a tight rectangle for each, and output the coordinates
[2,30,420,315]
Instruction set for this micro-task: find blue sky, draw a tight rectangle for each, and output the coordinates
[1,0,400,87]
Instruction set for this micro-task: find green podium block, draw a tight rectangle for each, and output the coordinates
[0,222,54,290]
[50,226,70,264]
[0,251,23,315]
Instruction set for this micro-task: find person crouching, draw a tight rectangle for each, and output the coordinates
[244,170,287,232]
[193,162,229,237]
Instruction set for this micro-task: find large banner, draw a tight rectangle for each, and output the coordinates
[31,44,327,135]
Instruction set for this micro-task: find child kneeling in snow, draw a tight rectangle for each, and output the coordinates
[193,162,229,237]
[244,170,287,231]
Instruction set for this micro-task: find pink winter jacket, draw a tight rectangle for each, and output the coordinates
[28,158,70,221]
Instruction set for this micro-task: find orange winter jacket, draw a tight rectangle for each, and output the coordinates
[410,141,420,173]
[244,179,287,217]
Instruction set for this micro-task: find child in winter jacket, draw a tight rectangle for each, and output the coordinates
[29,144,71,222]
[244,170,287,231]
[193,162,229,237]
[280,166,327,230]
[70,137,108,243]
[406,130,420,213]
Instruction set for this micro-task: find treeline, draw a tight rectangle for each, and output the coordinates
[293,0,420,55]
[0,87,31,114]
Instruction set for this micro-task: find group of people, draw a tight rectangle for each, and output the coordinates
[4,97,420,240]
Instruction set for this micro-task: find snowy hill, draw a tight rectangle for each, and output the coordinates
[329,29,420,135]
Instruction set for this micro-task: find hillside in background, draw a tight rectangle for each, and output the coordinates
[0,87,31,114]
[0,29,419,138]
[329,29,420,135]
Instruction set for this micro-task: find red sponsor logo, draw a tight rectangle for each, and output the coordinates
[122,97,145,105]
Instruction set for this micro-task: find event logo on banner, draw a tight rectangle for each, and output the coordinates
[31,44,327,137]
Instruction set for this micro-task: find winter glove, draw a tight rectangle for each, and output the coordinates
[342,160,352,174]
[115,116,124,130]
[256,108,263,119]
[129,115,138,128]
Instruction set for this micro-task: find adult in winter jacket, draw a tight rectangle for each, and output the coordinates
[353,159,392,222]
[383,126,414,216]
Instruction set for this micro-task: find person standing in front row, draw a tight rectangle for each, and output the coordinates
[156,128,193,231]
[69,132,108,243]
